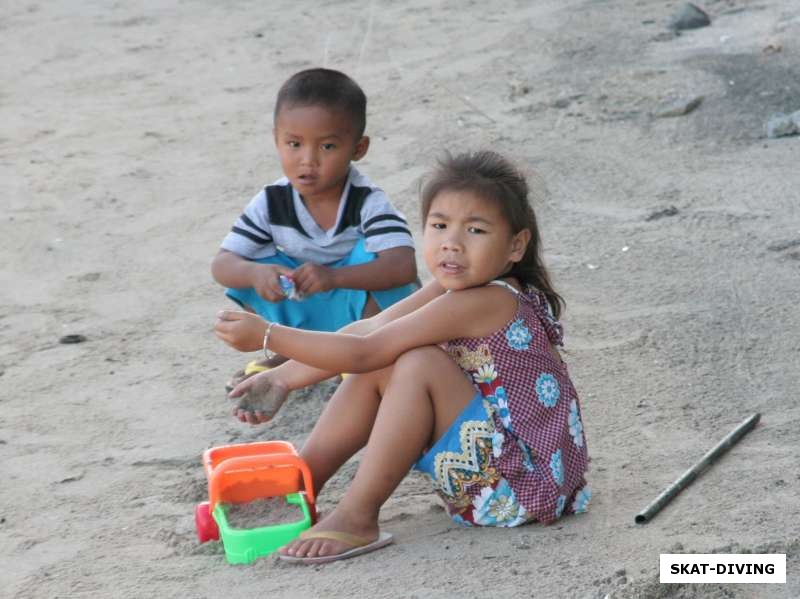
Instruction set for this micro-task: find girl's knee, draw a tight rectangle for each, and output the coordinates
[394,345,451,374]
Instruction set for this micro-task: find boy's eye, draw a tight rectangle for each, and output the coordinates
[287,141,300,148]
[321,143,336,150]
[430,222,446,230]
[468,226,487,234]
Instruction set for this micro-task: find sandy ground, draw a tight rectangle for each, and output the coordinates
[2,0,799,597]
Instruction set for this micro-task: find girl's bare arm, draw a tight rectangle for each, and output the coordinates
[263,285,516,374]
[225,279,448,390]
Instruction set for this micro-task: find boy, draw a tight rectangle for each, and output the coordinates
[212,68,417,380]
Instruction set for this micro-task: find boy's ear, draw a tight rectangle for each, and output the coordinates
[352,135,370,161]
[510,228,532,262]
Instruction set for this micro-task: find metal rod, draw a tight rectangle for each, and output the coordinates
[635,412,760,524]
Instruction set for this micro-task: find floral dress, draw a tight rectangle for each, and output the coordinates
[413,281,590,526]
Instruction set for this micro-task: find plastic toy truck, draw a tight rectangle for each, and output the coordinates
[194,441,316,564]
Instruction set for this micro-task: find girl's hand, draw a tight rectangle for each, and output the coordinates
[292,262,336,296]
[214,310,268,352]
[228,371,289,425]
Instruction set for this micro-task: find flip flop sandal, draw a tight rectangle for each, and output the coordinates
[224,360,271,393]
[278,530,394,565]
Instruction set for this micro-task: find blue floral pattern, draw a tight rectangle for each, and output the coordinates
[516,437,536,472]
[568,400,584,447]
[550,449,564,486]
[487,386,512,430]
[491,430,505,458]
[555,494,566,518]
[471,480,528,527]
[572,486,591,514]
[505,319,532,350]
[535,373,561,407]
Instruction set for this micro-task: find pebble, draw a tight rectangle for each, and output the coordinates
[645,206,679,221]
[669,3,711,31]
[59,334,87,344]
[765,112,798,138]
[654,95,703,118]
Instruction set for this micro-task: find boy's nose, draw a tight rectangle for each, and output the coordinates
[301,148,319,166]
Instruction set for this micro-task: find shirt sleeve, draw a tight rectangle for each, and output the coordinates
[220,188,277,260]
[359,190,416,253]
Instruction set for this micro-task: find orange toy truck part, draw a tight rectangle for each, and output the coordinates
[203,444,315,514]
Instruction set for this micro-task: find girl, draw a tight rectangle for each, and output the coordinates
[214,150,590,564]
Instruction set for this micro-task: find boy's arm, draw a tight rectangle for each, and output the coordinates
[291,246,416,296]
[211,249,293,302]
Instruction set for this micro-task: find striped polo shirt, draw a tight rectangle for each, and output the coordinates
[221,167,415,264]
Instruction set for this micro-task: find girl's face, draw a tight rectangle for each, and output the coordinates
[423,190,530,291]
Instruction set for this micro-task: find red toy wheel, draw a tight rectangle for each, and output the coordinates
[195,502,219,543]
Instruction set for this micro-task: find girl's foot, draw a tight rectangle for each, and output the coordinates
[279,505,380,560]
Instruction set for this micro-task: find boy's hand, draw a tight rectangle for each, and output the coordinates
[292,262,337,296]
[228,371,289,425]
[252,264,295,302]
[214,310,268,352]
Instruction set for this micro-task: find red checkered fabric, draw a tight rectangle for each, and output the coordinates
[444,285,589,523]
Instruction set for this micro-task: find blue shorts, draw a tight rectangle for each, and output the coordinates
[225,238,417,332]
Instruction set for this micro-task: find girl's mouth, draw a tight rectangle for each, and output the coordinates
[439,262,465,274]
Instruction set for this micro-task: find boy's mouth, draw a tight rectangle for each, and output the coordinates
[297,173,317,184]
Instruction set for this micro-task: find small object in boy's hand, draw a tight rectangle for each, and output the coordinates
[279,275,304,301]
[59,334,87,344]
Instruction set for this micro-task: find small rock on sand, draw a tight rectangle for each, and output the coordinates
[669,3,711,31]
[645,206,679,221]
[764,112,799,138]
[654,95,703,118]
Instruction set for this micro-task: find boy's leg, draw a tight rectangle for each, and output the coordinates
[361,293,380,319]
[283,345,476,559]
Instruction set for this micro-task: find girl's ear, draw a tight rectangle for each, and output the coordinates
[352,136,370,161]
[510,228,532,262]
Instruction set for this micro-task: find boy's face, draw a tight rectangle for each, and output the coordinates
[273,104,369,204]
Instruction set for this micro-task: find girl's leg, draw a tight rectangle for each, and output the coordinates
[282,345,476,559]
[300,363,394,494]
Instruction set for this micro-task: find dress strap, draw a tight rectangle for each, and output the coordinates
[487,279,520,294]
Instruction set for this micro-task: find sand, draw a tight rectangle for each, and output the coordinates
[1,0,799,597]
[225,498,303,529]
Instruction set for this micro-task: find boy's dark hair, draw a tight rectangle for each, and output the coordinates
[274,68,367,137]
[420,150,564,318]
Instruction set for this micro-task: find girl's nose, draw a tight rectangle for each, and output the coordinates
[441,236,463,252]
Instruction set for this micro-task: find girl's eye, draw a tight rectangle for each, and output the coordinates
[288,141,300,148]
[430,222,446,230]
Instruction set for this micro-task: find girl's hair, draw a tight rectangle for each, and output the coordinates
[420,150,564,319]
